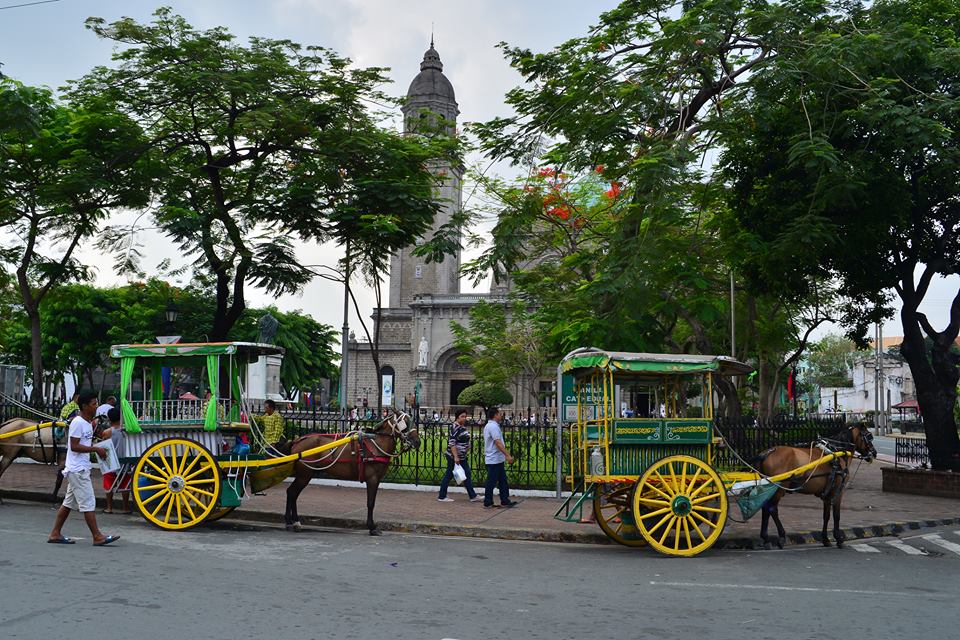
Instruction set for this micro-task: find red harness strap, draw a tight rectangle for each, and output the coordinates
[293,433,390,482]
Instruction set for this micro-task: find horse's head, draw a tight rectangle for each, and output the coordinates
[850,423,877,462]
[379,411,419,451]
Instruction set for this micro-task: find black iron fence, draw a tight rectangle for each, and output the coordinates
[894,435,929,468]
[271,406,561,491]
[0,401,62,424]
[712,415,850,472]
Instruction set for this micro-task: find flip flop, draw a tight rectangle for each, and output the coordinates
[47,536,76,544]
[93,535,120,547]
[101,509,113,514]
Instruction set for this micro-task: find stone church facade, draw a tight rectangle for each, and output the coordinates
[344,42,521,412]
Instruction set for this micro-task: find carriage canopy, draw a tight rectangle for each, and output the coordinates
[560,348,752,379]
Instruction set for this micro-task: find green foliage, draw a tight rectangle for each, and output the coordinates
[806,334,858,388]
[451,299,549,403]
[0,76,156,397]
[76,9,456,340]
[457,382,514,409]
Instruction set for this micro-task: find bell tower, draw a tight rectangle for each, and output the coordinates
[388,40,462,308]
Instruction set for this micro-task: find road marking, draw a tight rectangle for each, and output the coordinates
[648,581,923,597]
[850,544,881,553]
[885,540,926,555]
[922,534,960,557]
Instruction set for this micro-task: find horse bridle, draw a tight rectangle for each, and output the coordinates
[367,412,418,455]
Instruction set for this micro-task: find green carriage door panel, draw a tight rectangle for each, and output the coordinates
[662,420,712,444]
[612,420,663,443]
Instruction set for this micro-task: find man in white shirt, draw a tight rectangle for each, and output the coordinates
[482,406,517,508]
[95,395,117,419]
[47,391,120,546]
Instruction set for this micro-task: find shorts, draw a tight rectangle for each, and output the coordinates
[102,470,131,492]
[63,469,96,513]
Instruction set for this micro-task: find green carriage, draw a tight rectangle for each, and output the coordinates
[555,348,753,556]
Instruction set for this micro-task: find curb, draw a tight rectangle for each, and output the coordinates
[4,487,956,549]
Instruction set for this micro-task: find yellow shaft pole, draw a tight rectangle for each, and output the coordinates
[0,421,65,440]
[219,433,360,469]
[764,450,852,484]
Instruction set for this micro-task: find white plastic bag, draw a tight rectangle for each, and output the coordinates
[453,463,466,485]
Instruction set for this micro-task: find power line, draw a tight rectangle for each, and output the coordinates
[0,0,60,10]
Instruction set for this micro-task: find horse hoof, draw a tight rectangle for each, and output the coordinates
[762,541,772,551]
[822,539,832,548]
[286,522,302,532]
[836,540,844,549]
[776,537,785,550]
[369,528,382,536]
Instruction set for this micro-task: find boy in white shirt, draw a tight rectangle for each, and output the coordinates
[47,391,120,546]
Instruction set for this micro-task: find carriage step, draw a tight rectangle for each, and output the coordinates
[553,482,596,523]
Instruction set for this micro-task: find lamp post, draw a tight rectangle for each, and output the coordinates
[157,299,181,345]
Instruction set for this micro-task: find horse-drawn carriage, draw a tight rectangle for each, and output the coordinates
[555,348,876,556]
[107,341,417,532]
[0,341,415,533]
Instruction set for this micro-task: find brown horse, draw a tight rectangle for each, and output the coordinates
[282,411,419,536]
[0,418,68,500]
[756,423,876,549]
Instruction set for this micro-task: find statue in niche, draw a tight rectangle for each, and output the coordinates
[418,335,429,368]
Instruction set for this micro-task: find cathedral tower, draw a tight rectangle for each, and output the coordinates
[388,41,462,308]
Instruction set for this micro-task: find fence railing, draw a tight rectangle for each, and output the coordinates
[894,434,929,469]
[712,415,849,473]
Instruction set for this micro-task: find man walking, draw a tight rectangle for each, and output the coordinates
[437,409,481,502]
[482,406,517,508]
[47,391,120,546]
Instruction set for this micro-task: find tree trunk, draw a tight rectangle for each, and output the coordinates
[900,303,960,471]
[27,305,43,403]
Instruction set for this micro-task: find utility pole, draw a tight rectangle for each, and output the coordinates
[729,271,736,358]
[338,241,351,411]
[873,322,881,434]
[878,323,885,435]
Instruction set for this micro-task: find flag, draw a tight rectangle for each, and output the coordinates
[787,367,796,401]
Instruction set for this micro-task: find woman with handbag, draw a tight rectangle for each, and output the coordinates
[437,409,481,502]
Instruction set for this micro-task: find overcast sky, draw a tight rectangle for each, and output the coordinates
[2,0,957,346]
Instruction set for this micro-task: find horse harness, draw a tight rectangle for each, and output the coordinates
[294,430,399,482]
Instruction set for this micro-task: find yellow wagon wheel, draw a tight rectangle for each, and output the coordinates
[593,483,646,547]
[133,438,221,531]
[632,455,727,557]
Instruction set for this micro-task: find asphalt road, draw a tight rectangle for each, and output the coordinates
[1,500,957,640]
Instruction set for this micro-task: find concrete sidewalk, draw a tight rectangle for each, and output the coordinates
[2,460,958,548]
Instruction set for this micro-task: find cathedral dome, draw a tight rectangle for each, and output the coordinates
[406,44,457,103]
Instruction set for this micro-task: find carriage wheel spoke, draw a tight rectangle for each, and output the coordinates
[138,472,167,484]
[683,467,703,496]
[158,448,175,477]
[652,470,676,497]
[174,493,183,525]
[163,492,175,523]
[691,492,722,506]
[149,492,171,518]
[690,509,717,528]
[636,497,670,508]
[681,516,693,549]
[638,506,672,520]
[144,458,167,478]
[170,446,179,479]
[646,511,673,536]
[688,515,707,542]
[657,516,677,545]
[688,477,716,500]
[181,493,197,521]
[644,483,673,502]
[185,486,216,498]
[184,462,213,481]
[180,452,202,479]
[692,505,723,514]
[136,483,167,492]
[185,478,216,486]
[139,488,166,507]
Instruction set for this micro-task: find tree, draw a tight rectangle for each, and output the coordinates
[77,9,453,341]
[468,1,838,416]
[457,382,514,410]
[451,299,550,405]
[719,0,960,468]
[0,78,155,400]
[806,334,858,389]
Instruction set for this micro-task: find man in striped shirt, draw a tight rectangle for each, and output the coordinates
[437,409,481,502]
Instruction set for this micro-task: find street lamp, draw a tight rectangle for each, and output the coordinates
[157,299,181,346]
[165,299,179,325]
